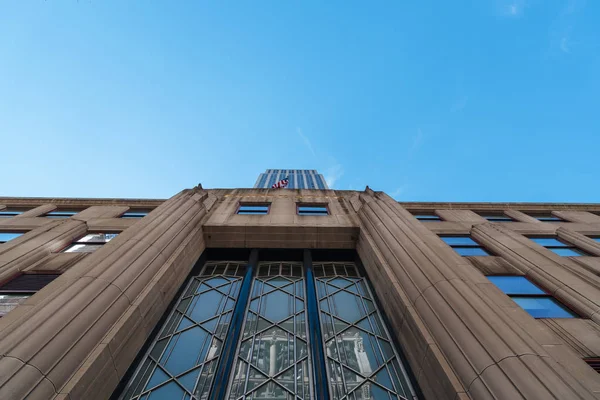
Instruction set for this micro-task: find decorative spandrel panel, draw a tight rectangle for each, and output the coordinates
[314,263,417,400]
[228,262,313,400]
[119,262,247,400]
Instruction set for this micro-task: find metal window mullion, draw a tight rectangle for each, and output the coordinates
[304,251,330,400]
[209,250,258,400]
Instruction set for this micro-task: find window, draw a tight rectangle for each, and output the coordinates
[477,212,514,222]
[528,236,588,256]
[0,273,60,317]
[439,235,490,256]
[412,212,441,221]
[117,260,418,400]
[121,211,149,219]
[0,209,25,218]
[589,237,600,243]
[487,276,575,318]
[45,210,80,218]
[63,233,118,253]
[237,203,270,215]
[297,204,329,216]
[584,358,600,373]
[527,213,563,222]
[0,232,23,244]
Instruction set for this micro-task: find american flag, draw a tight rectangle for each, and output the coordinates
[272,177,289,189]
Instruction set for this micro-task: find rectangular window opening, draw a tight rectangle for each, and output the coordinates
[412,212,441,221]
[45,210,81,218]
[477,212,514,222]
[527,236,589,256]
[439,235,491,256]
[62,232,119,253]
[0,232,24,244]
[487,275,576,318]
[0,273,60,317]
[297,204,329,216]
[237,203,270,215]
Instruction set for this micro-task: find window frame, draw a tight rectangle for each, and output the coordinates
[296,203,330,216]
[476,212,514,222]
[527,236,589,256]
[439,235,491,256]
[119,210,151,219]
[236,202,271,215]
[487,275,577,318]
[412,212,442,221]
[44,210,81,218]
[0,209,27,218]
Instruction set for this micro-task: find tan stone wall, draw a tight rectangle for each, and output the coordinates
[0,189,598,399]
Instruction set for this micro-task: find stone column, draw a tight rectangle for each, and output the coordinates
[356,189,599,400]
[0,187,213,400]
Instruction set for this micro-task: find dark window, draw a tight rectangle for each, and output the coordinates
[63,233,118,253]
[487,275,576,318]
[0,273,60,317]
[439,235,490,256]
[121,211,149,219]
[237,204,270,215]
[0,232,23,244]
[528,236,588,256]
[0,209,25,218]
[477,212,514,222]
[45,210,80,218]
[584,358,600,373]
[527,213,563,222]
[297,204,329,216]
[412,212,441,221]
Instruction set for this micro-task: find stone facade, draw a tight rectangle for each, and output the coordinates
[0,187,598,399]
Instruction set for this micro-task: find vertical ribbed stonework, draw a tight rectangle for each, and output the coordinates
[0,187,213,400]
[355,190,599,400]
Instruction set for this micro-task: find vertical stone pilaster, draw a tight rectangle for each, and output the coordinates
[15,204,56,218]
[356,190,599,400]
[0,187,212,400]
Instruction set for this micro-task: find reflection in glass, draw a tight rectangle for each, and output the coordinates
[314,263,416,400]
[119,262,246,400]
[228,262,312,400]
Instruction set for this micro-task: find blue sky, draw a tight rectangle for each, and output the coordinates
[1,1,598,202]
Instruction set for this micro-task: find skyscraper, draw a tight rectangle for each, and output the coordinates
[254,169,329,189]
[1,187,599,400]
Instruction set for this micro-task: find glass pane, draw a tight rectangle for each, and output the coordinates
[228,262,311,400]
[529,237,567,247]
[121,212,148,218]
[414,215,440,221]
[511,297,575,318]
[238,205,269,214]
[0,294,32,317]
[63,244,104,253]
[487,276,545,295]
[45,211,79,218]
[0,232,23,243]
[76,233,118,244]
[0,210,23,217]
[439,236,477,246]
[314,262,417,400]
[119,262,245,400]
[550,248,586,256]
[454,247,490,256]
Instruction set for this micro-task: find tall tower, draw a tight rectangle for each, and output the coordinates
[254,169,329,189]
